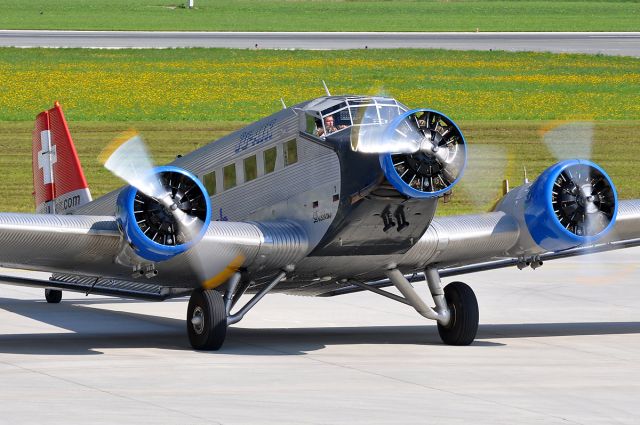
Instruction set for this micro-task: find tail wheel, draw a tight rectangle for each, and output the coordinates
[437,281,479,346]
[45,289,62,304]
[187,288,227,351]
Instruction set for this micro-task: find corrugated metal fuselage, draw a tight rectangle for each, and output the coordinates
[77,98,443,294]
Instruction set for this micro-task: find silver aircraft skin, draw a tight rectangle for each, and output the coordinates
[1,94,639,350]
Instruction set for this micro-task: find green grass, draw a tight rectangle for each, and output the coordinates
[1,48,638,122]
[2,120,639,215]
[0,0,638,31]
[1,46,638,214]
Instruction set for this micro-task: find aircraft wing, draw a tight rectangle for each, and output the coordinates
[0,212,309,294]
[417,199,640,269]
[321,199,640,297]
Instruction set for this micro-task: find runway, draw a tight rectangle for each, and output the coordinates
[1,30,639,56]
[1,247,639,424]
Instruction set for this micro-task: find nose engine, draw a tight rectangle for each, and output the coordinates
[378,109,467,198]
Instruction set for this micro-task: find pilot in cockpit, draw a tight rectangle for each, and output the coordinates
[316,115,346,136]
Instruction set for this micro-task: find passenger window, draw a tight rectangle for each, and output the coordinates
[264,146,277,174]
[284,139,298,166]
[203,170,216,195]
[223,164,236,190]
[244,155,257,182]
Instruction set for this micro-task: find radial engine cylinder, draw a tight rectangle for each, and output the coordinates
[378,109,467,198]
[116,166,212,263]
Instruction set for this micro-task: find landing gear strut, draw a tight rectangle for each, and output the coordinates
[350,267,479,345]
[390,267,478,345]
[186,267,292,351]
[45,289,62,304]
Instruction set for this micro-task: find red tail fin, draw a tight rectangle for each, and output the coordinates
[32,102,91,214]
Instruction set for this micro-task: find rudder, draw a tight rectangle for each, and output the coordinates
[32,102,91,214]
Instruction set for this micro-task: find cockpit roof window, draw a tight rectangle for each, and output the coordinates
[303,96,408,138]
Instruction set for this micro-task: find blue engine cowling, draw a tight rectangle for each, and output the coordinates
[524,159,618,252]
[379,109,467,198]
[116,166,211,262]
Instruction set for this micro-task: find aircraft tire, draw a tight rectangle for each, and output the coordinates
[45,289,62,304]
[187,288,227,351]
[437,281,478,346]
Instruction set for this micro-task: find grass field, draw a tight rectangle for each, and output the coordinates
[1,0,639,32]
[1,46,638,214]
[1,48,638,122]
[2,120,639,215]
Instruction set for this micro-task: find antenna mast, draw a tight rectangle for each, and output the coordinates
[322,80,331,96]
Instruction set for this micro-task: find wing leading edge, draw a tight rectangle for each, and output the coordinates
[0,213,309,289]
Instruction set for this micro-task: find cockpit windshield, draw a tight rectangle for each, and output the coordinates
[303,97,407,138]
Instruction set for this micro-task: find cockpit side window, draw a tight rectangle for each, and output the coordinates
[318,113,341,136]
[315,106,351,137]
[302,98,408,138]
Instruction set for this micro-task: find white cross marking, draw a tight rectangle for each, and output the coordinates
[37,130,57,185]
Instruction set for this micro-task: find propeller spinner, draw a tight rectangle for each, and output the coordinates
[551,163,616,236]
[362,109,467,198]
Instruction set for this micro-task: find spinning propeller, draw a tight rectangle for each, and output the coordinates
[100,133,243,289]
[352,108,467,198]
[525,122,618,282]
[541,122,616,239]
[100,133,206,247]
[551,163,615,237]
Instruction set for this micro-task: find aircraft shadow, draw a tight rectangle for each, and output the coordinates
[1,297,640,356]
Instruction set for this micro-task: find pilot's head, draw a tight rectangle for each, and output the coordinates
[324,116,335,127]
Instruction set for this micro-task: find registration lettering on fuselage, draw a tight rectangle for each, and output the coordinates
[234,119,277,153]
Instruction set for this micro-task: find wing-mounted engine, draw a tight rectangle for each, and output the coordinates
[116,166,212,264]
[378,109,467,198]
[525,160,617,251]
[497,159,618,254]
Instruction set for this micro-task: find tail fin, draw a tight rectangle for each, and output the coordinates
[32,102,92,214]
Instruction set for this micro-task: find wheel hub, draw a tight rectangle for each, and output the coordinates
[191,306,205,335]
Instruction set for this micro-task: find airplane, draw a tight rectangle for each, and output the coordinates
[1,94,638,351]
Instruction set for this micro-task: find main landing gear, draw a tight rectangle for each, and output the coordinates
[186,267,292,350]
[349,267,479,345]
[437,281,479,345]
[187,288,227,350]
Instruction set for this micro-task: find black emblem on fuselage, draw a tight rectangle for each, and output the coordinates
[313,211,332,223]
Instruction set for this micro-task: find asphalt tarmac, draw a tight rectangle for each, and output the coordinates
[1,30,639,56]
[1,246,639,424]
